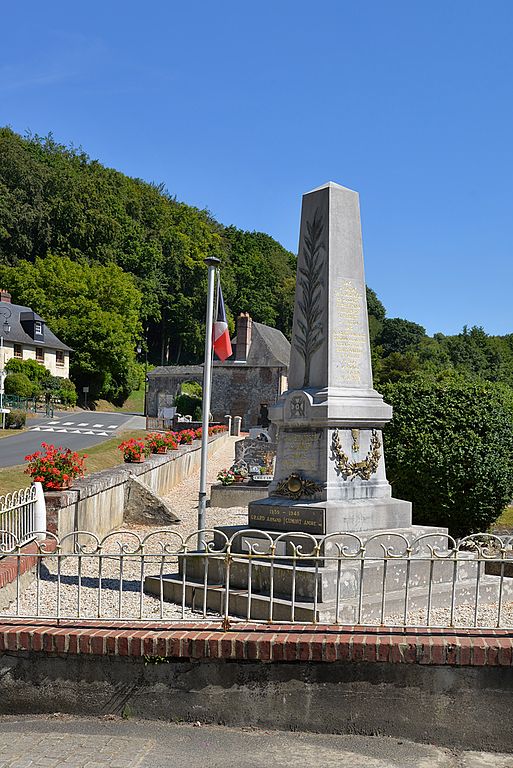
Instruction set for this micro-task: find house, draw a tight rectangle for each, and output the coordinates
[147,313,291,429]
[0,290,71,378]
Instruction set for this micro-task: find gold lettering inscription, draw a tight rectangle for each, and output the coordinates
[333,279,365,383]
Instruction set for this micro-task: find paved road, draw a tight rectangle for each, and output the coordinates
[0,717,509,768]
[0,412,145,468]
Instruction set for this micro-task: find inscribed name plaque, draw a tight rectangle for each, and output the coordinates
[278,429,322,477]
[249,503,325,534]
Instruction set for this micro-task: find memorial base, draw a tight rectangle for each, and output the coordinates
[248,496,412,534]
[144,524,512,624]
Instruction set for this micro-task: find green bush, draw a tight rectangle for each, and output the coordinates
[174,393,202,418]
[43,376,77,406]
[381,378,513,536]
[4,372,35,398]
[5,358,49,384]
[5,409,26,429]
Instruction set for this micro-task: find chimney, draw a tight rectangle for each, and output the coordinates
[235,313,252,362]
[0,290,11,304]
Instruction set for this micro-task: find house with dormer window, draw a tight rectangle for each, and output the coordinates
[0,290,71,377]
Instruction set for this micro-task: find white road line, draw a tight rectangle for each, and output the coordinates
[62,422,75,426]
[77,423,88,427]
[92,424,104,428]
[107,425,117,429]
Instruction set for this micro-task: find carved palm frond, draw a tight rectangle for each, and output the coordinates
[293,208,325,387]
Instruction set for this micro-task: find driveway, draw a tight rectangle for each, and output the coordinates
[0,411,145,468]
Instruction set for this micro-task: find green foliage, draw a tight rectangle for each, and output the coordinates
[5,373,35,398]
[0,127,297,375]
[382,378,513,536]
[44,376,77,406]
[174,393,202,417]
[181,381,202,398]
[5,409,26,429]
[378,317,427,356]
[0,254,142,403]
[5,358,49,383]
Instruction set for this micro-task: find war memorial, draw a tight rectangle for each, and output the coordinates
[146,181,510,623]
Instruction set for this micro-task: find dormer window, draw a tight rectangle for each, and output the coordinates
[34,321,42,335]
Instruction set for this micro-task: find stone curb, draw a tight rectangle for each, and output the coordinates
[0,620,511,666]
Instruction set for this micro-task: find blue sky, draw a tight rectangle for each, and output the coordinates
[1,1,512,336]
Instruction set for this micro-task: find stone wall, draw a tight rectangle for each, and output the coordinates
[44,433,229,548]
[1,622,512,751]
[148,366,286,429]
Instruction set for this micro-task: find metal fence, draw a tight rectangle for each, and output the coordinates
[0,485,46,550]
[0,527,512,629]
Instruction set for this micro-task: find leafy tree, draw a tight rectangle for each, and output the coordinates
[378,317,427,356]
[0,127,297,372]
[382,378,513,536]
[0,254,142,403]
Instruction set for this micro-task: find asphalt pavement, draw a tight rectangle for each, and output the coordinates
[0,411,146,468]
[0,716,510,768]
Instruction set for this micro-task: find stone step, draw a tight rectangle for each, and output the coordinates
[177,553,486,603]
[144,571,512,625]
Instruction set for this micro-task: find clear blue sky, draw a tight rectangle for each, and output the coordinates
[1,1,512,336]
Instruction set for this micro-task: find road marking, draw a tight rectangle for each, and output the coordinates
[107,425,117,429]
[92,423,104,428]
[97,431,109,436]
[62,422,75,426]
[47,421,59,425]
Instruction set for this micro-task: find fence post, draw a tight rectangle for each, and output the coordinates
[225,414,232,435]
[33,482,46,541]
[233,416,242,436]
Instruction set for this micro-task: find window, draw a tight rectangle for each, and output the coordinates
[36,348,44,362]
[14,344,22,359]
[34,321,43,335]
[56,350,65,366]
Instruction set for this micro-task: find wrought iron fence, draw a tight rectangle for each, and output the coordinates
[0,527,512,628]
[0,485,45,550]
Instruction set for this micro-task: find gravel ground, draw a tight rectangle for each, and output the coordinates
[2,435,513,628]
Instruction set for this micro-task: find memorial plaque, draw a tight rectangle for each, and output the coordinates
[235,438,277,466]
[249,503,325,534]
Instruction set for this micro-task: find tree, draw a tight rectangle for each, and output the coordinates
[378,318,427,356]
[382,378,513,536]
[0,127,297,372]
[0,254,143,403]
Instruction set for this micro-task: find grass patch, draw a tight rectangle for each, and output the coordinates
[495,505,513,528]
[95,388,145,414]
[0,429,147,497]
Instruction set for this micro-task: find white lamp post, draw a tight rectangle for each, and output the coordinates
[0,308,12,430]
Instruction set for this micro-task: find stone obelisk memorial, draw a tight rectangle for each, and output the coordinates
[249,181,412,535]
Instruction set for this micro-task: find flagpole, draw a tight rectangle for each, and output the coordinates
[198,256,220,551]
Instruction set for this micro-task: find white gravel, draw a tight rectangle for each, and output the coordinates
[2,435,513,628]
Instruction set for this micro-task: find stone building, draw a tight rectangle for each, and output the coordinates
[0,290,71,378]
[147,313,290,429]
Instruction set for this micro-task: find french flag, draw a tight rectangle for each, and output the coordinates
[213,284,232,361]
